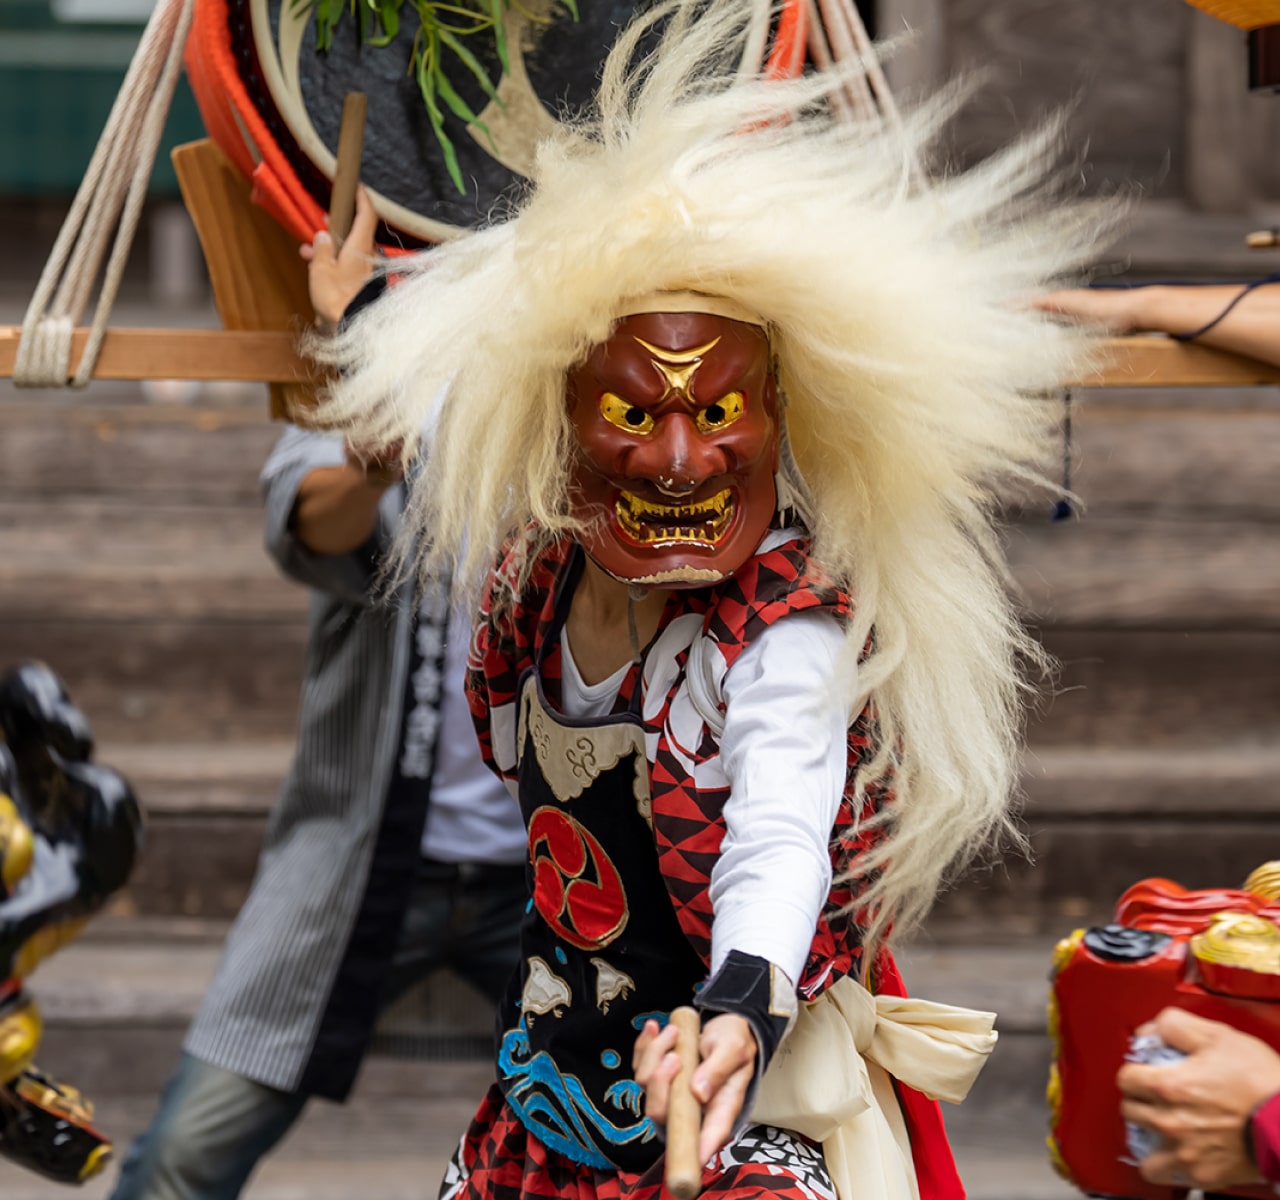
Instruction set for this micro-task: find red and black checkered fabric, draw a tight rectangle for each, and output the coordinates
[440,1085,838,1200]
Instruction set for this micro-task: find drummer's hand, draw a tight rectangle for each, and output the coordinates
[1034,288,1143,333]
[1118,1008,1280,1189]
[344,437,405,489]
[634,1013,757,1165]
[300,184,379,331]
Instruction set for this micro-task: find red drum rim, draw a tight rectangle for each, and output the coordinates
[186,0,809,250]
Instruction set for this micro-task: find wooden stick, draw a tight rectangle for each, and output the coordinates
[329,93,368,247]
[1246,228,1280,250]
[665,1006,704,1200]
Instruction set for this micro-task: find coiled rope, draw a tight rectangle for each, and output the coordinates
[14,0,195,388]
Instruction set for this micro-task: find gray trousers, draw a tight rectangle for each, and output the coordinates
[109,859,524,1200]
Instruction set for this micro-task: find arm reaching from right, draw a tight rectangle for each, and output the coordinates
[1036,282,1280,368]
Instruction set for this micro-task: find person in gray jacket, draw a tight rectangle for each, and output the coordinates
[110,191,527,1200]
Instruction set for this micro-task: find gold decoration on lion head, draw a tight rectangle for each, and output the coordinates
[1245,861,1280,901]
[1191,911,1280,975]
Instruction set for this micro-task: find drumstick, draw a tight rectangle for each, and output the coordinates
[665,1006,704,1200]
[329,91,368,247]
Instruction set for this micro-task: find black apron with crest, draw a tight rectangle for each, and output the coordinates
[495,612,706,1172]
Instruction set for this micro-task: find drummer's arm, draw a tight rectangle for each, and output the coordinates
[261,428,399,604]
[1037,283,1280,368]
[1119,1008,1280,1188]
[290,452,399,557]
[278,187,400,577]
[300,184,382,330]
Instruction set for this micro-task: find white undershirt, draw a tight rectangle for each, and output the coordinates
[559,611,849,985]
[420,602,528,864]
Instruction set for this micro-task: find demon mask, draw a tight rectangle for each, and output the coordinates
[566,309,780,588]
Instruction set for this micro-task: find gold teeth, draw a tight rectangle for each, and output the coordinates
[616,488,734,545]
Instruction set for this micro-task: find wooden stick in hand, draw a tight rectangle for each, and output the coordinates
[665,1006,704,1200]
[329,92,368,247]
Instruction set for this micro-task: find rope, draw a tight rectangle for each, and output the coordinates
[14,0,196,388]
[808,0,923,187]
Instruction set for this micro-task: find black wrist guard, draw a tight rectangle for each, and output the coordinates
[340,275,389,329]
[694,950,798,1076]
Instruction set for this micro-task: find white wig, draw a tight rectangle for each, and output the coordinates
[312,0,1110,948]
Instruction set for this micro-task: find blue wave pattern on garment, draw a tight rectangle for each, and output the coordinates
[498,1021,657,1167]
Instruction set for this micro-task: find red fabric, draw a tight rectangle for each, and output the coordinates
[876,953,967,1200]
[1252,1092,1280,1184]
[447,1084,839,1200]
[765,0,807,80]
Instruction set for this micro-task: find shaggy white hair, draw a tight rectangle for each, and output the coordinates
[311,0,1110,950]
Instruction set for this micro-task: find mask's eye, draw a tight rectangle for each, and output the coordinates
[694,392,745,433]
[600,392,654,434]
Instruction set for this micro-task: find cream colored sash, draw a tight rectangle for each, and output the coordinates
[752,976,997,1200]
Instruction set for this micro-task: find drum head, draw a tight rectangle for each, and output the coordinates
[233,0,657,244]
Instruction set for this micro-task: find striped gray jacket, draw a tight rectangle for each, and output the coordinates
[183,425,419,1098]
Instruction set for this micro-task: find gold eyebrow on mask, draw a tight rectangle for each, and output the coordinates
[633,336,721,403]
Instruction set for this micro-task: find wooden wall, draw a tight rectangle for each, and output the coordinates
[878,0,1280,212]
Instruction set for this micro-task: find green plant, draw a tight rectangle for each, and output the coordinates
[293,0,576,193]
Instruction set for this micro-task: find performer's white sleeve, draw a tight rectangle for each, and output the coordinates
[710,609,850,986]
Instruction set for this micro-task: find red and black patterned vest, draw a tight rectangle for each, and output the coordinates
[466,530,892,1003]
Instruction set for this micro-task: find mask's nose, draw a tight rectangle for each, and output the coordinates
[628,413,727,497]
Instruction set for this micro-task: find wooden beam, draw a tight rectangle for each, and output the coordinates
[0,327,320,385]
[4,328,1278,390]
[1085,336,1280,388]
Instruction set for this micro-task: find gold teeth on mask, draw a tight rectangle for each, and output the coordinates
[615,488,734,545]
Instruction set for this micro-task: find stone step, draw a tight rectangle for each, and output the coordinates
[1031,628,1280,749]
[5,932,1074,1198]
[22,931,1058,1075]
[1059,392,1280,520]
[1101,199,1280,282]
[94,738,1280,923]
[0,399,277,508]
[1,500,1277,629]
[106,739,1280,823]
[3,622,1275,752]
[108,741,293,815]
[0,1095,1075,1200]
[3,392,1278,518]
[933,810,1280,936]
[1,618,307,745]
[1006,515,1280,629]
[0,501,304,624]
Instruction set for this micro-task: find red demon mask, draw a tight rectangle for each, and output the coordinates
[566,311,779,587]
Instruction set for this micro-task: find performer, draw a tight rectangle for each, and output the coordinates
[311,1,1106,1196]
[108,190,528,1200]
